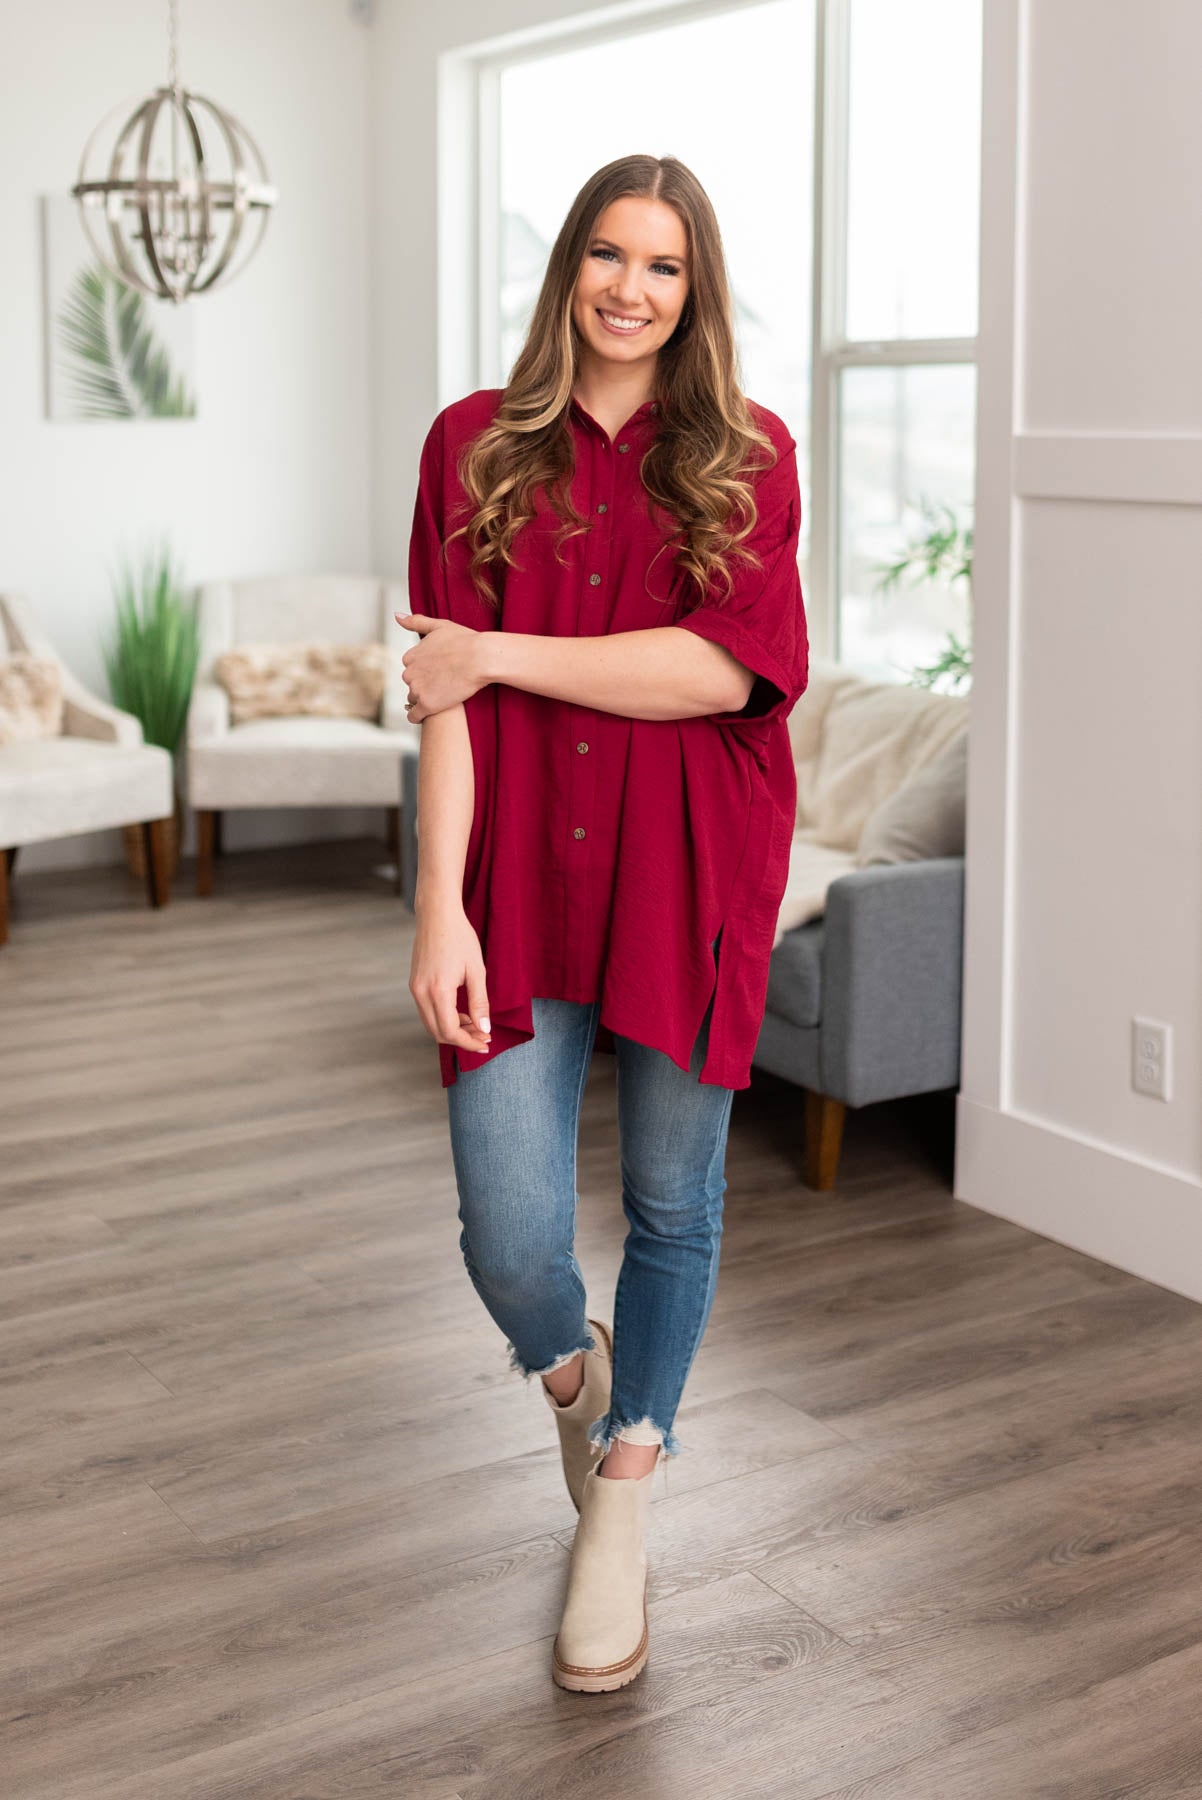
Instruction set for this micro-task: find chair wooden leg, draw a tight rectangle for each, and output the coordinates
[212,809,223,857]
[387,805,402,895]
[196,810,215,896]
[0,846,8,947]
[804,1090,847,1191]
[142,819,172,908]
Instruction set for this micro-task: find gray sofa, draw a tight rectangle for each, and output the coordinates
[756,854,965,1188]
[755,657,969,1187]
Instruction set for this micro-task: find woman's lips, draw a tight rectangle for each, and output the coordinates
[596,308,651,336]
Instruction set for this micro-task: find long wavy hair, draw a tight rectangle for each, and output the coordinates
[444,154,779,612]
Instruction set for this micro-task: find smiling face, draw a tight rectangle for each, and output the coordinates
[571,194,690,372]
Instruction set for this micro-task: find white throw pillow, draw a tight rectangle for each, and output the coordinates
[799,677,969,850]
[854,725,968,865]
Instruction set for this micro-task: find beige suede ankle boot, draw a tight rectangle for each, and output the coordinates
[551,1459,655,1692]
[541,1318,613,1512]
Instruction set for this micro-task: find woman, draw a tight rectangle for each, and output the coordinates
[397,154,808,1693]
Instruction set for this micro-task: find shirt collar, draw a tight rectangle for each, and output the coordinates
[569,395,661,440]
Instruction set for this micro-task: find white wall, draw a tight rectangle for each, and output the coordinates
[957,0,1202,1298]
[1,0,376,869]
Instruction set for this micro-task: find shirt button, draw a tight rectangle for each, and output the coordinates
[576,741,589,753]
[589,572,601,586]
[573,826,586,839]
[617,442,630,453]
[596,501,608,513]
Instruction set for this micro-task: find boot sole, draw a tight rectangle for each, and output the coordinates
[551,1597,649,1692]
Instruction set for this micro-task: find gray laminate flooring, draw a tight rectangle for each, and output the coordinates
[2,838,1200,1799]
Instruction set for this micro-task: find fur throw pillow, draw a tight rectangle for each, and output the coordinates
[215,641,389,725]
[0,654,64,746]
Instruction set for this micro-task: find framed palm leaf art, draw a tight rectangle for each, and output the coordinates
[41,194,197,421]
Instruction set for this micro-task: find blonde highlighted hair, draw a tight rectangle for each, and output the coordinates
[444,153,779,610]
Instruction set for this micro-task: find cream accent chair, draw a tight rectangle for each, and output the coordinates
[185,575,422,898]
[0,593,175,946]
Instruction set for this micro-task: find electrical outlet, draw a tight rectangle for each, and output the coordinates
[1132,1017,1172,1101]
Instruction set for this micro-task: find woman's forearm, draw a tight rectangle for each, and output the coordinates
[476,626,750,721]
[414,702,475,913]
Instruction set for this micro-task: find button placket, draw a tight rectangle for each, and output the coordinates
[563,414,615,986]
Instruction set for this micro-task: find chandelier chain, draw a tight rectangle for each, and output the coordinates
[167,0,180,94]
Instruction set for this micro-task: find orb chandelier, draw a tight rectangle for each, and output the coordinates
[70,0,277,304]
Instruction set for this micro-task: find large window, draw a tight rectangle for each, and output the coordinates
[823,0,981,679]
[474,0,981,682]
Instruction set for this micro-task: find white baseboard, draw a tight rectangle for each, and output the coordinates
[954,1093,1202,1303]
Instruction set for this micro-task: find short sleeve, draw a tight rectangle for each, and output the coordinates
[407,407,500,633]
[673,433,808,726]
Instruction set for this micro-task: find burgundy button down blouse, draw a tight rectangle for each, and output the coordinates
[407,386,809,1090]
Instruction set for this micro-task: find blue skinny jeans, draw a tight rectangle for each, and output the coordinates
[444,986,735,1464]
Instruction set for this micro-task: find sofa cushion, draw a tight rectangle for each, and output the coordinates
[215,641,389,725]
[856,724,968,865]
[0,734,172,843]
[185,713,420,810]
[0,654,63,746]
[213,714,404,746]
[766,917,824,1028]
[797,670,969,851]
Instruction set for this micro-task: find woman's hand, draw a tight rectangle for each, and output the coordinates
[395,613,488,720]
[409,898,493,1055]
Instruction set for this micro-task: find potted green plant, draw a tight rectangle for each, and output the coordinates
[872,496,973,692]
[102,536,201,882]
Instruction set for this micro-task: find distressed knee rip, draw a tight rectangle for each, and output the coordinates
[506,1332,596,1382]
[588,1412,681,1464]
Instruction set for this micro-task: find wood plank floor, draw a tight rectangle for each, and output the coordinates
[3,837,1201,1799]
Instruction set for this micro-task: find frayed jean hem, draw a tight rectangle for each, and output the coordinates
[505,1331,597,1381]
[588,1411,681,1465]
[505,1336,682,1474]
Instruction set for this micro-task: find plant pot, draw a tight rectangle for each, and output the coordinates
[122,780,185,885]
